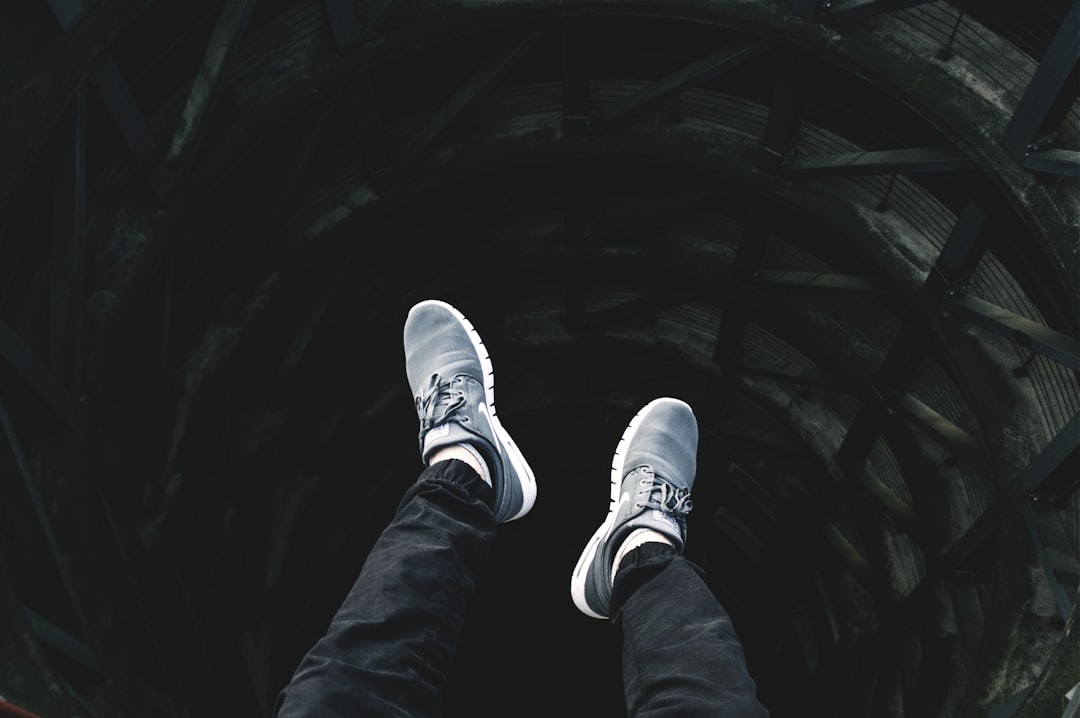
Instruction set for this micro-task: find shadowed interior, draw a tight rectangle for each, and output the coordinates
[0,1,1077,717]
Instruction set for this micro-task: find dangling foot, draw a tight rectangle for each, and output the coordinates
[570,397,698,618]
[403,299,537,522]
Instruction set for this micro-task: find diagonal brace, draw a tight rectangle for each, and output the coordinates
[167,0,257,176]
[785,147,974,178]
[399,23,553,170]
[942,293,1080,370]
[593,39,774,130]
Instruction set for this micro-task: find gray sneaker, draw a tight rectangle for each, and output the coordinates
[570,397,698,619]
[403,299,536,522]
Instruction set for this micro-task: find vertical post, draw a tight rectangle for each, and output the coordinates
[50,86,86,396]
[166,0,257,179]
[757,53,805,172]
[563,18,589,331]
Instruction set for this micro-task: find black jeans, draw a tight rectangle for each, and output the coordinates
[275,460,768,718]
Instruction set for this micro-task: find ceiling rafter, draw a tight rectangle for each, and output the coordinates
[834,191,992,472]
[591,38,775,132]
[892,391,986,469]
[751,270,894,298]
[361,0,404,41]
[793,0,940,25]
[0,401,90,660]
[783,147,975,178]
[49,84,86,396]
[1002,0,1079,177]
[397,23,553,173]
[1023,411,1080,502]
[563,18,590,332]
[89,52,177,201]
[166,0,257,180]
[942,293,1080,370]
[0,321,74,428]
[756,51,805,171]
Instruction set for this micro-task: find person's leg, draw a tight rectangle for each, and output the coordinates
[275,459,495,718]
[570,397,768,718]
[611,544,768,718]
[276,299,536,717]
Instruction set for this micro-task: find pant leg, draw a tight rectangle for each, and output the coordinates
[610,543,769,718]
[275,459,496,718]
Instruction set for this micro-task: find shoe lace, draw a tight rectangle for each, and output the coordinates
[416,373,467,430]
[636,470,693,515]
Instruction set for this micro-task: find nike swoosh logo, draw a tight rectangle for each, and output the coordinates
[477,401,493,435]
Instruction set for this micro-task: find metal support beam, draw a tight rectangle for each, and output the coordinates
[987,687,1035,718]
[50,85,86,395]
[715,420,821,461]
[167,0,256,178]
[152,246,175,477]
[1023,149,1080,178]
[784,147,975,178]
[835,191,990,471]
[1020,411,1080,623]
[791,0,822,19]
[562,20,590,330]
[233,99,341,290]
[324,0,393,184]
[103,442,154,511]
[180,225,241,322]
[562,18,589,137]
[22,607,99,675]
[593,39,774,131]
[582,291,695,330]
[1022,411,1080,501]
[951,501,1000,571]
[942,293,1080,370]
[361,0,403,41]
[733,360,849,392]
[713,199,770,365]
[1024,501,1078,621]
[816,0,938,25]
[398,24,552,171]
[0,401,88,637]
[893,392,985,468]
[347,73,393,186]
[268,97,339,208]
[323,0,362,48]
[98,490,183,712]
[1002,0,1080,160]
[21,608,106,717]
[836,322,925,468]
[89,53,176,201]
[563,163,588,331]
[45,0,98,33]
[0,322,74,428]
[927,195,992,294]
[757,53,805,171]
[900,501,999,619]
[752,270,893,298]
[701,200,770,422]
